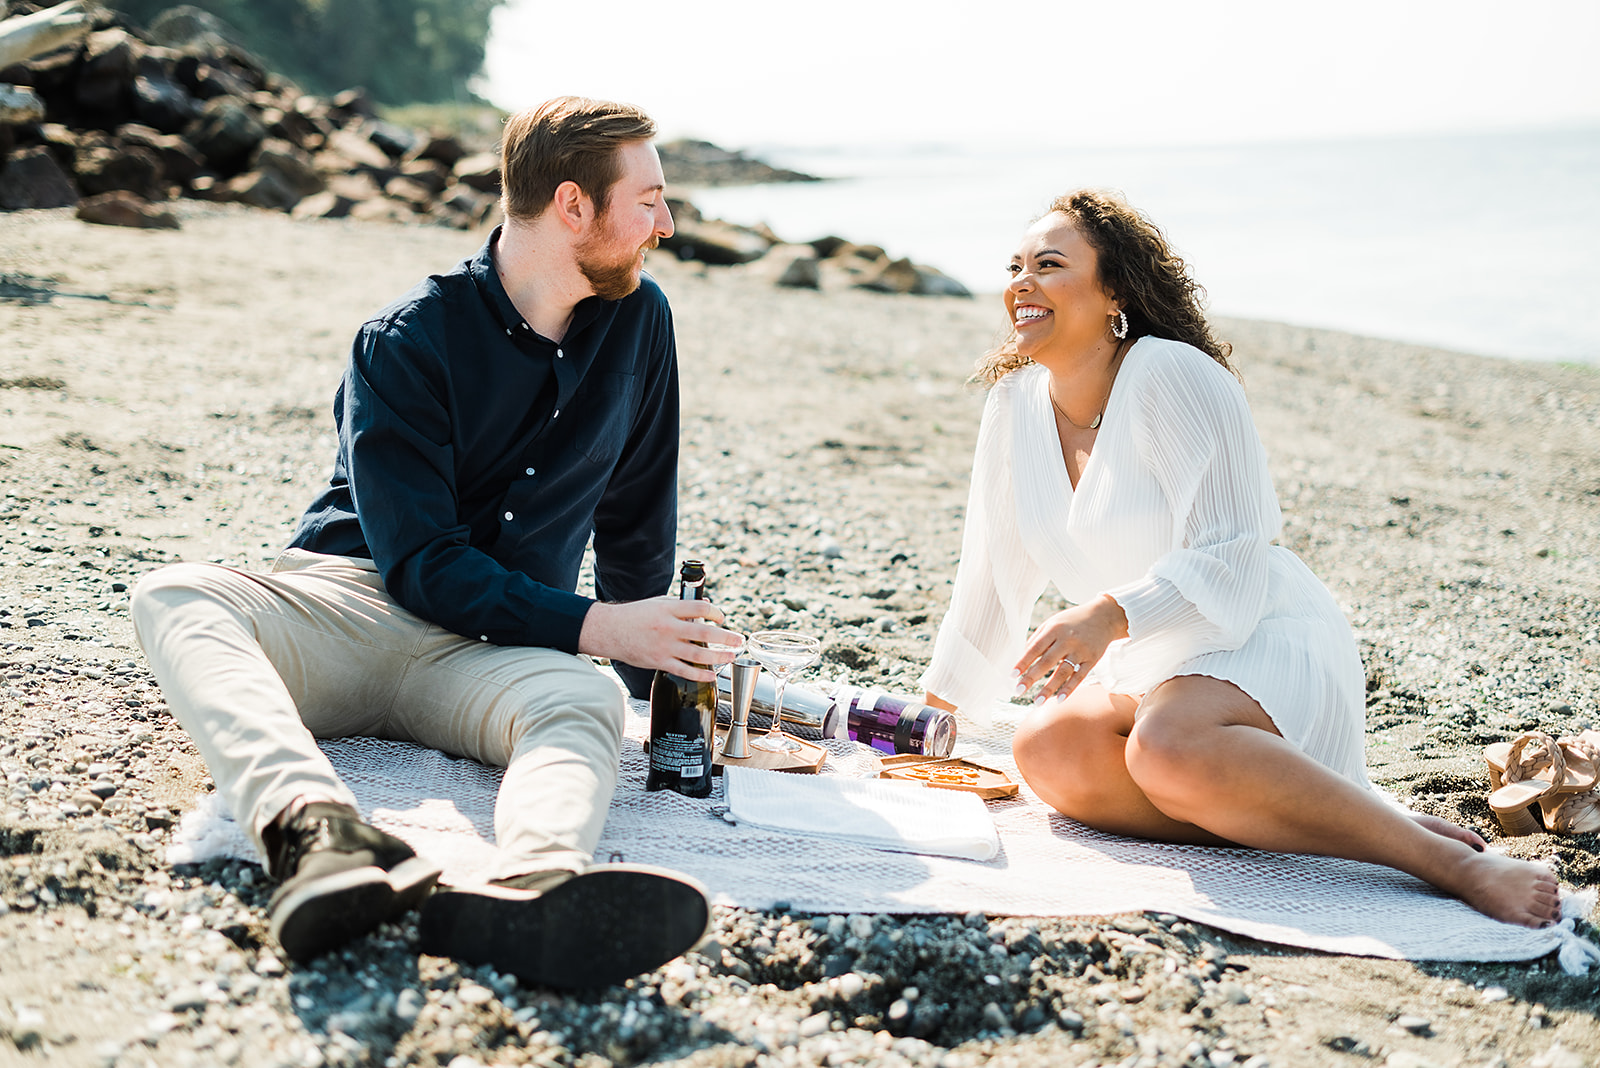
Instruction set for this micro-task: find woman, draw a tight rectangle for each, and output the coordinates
[920,190,1559,928]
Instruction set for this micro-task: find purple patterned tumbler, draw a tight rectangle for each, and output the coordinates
[837,687,956,758]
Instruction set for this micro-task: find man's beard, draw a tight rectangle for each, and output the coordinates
[578,231,658,301]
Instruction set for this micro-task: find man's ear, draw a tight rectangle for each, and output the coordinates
[551,180,591,234]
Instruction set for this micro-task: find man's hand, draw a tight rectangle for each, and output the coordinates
[578,598,743,682]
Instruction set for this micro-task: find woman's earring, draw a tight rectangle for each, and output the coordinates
[1112,309,1129,340]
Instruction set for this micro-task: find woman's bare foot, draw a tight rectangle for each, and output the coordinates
[1443,849,1562,928]
[1411,813,1487,852]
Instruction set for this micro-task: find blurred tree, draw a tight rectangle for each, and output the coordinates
[109,0,506,105]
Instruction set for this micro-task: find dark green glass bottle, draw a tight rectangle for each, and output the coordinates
[645,560,716,797]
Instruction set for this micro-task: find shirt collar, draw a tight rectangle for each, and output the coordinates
[469,225,607,344]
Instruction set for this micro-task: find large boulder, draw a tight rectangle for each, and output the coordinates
[328,87,376,121]
[366,119,418,160]
[220,167,299,211]
[251,137,322,197]
[185,95,265,173]
[854,256,972,298]
[383,173,434,211]
[755,244,821,290]
[452,151,500,194]
[397,157,450,195]
[0,82,44,125]
[409,132,465,168]
[0,145,78,209]
[290,189,353,220]
[659,217,774,265]
[74,28,139,117]
[325,170,384,202]
[173,54,252,101]
[147,6,245,55]
[76,189,178,228]
[131,72,198,134]
[318,125,393,173]
[435,182,494,224]
[74,142,165,201]
[116,122,204,185]
[266,98,329,152]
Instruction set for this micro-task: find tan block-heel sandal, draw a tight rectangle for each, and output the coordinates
[1486,731,1598,836]
[1540,731,1600,835]
[1483,740,1513,791]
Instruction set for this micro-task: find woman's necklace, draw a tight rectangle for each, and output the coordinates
[1048,342,1128,431]
[1047,384,1104,430]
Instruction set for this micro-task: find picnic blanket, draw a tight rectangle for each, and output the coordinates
[170,693,1600,974]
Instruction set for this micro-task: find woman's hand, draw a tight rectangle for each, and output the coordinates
[1013,595,1129,703]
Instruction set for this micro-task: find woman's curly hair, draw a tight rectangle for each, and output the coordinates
[974,189,1234,386]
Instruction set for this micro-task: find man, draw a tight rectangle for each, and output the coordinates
[131,96,740,988]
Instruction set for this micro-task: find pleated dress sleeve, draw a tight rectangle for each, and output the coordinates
[1102,342,1284,671]
[920,377,1050,714]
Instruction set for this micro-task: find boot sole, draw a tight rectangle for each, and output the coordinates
[270,856,441,962]
[417,864,711,988]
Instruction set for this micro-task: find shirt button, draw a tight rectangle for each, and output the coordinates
[503,511,514,521]
[505,328,512,336]
[556,348,564,359]
[521,323,530,331]
[480,635,488,642]
[552,409,560,419]
[524,467,535,476]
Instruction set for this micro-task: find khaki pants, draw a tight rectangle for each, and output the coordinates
[130,549,625,881]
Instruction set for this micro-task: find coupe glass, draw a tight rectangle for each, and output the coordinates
[745,630,821,753]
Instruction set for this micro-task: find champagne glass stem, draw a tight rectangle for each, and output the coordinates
[769,671,789,741]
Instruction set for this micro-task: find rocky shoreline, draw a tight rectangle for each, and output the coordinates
[2,3,967,302]
[1,204,1598,1066]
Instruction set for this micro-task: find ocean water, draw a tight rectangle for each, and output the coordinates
[683,128,1600,365]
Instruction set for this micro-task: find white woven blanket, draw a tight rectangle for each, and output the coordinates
[170,697,1599,972]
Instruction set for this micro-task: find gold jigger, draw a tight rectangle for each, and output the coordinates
[723,657,760,760]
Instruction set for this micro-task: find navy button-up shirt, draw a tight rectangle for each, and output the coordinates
[289,227,679,696]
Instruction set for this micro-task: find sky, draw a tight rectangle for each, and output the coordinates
[482,0,1600,151]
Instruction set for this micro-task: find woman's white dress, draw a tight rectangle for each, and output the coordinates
[919,337,1370,787]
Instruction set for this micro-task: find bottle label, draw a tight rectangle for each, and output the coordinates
[650,733,708,776]
[855,688,888,712]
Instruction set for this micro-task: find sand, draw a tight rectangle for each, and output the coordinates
[1,201,1599,1067]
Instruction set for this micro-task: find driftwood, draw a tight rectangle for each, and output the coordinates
[0,1,92,69]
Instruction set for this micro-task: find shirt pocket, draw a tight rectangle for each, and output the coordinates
[570,371,636,465]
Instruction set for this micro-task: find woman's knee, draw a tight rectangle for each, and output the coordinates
[1013,702,1125,814]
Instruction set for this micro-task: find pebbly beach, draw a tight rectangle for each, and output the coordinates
[0,200,1598,1067]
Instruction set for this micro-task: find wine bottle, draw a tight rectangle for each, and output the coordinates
[645,561,716,797]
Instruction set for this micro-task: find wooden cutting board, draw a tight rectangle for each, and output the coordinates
[713,726,827,774]
[878,754,1019,799]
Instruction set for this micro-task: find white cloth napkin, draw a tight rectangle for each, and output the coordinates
[724,766,1001,862]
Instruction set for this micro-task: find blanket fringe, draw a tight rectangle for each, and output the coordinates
[1556,889,1600,976]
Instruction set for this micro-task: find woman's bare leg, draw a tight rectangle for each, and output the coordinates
[1013,677,1562,928]
[1013,683,1228,845]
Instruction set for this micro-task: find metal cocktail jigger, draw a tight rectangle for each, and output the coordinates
[723,657,761,760]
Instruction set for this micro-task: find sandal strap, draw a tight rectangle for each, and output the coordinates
[1503,731,1564,788]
